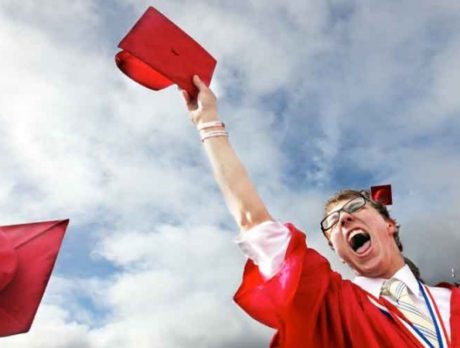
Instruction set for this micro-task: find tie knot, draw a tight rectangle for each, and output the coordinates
[381,278,409,302]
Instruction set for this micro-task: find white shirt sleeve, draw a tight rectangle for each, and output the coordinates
[234,221,292,279]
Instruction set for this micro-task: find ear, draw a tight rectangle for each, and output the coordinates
[386,218,397,236]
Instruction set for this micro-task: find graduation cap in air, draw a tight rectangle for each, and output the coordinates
[370,184,392,205]
[115,6,217,97]
[0,219,69,337]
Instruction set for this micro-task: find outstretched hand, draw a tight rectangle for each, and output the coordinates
[180,75,219,125]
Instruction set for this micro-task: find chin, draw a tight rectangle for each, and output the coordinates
[353,260,385,278]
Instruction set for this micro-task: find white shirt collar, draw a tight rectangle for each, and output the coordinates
[352,264,420,298]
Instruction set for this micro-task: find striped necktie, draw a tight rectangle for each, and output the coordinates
[381,278,438,347]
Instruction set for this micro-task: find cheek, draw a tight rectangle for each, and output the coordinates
[329,232,347,251]
[332,241,352,263]
[328,230,338,244]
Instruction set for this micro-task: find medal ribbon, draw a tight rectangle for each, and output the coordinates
[367,281,449,348]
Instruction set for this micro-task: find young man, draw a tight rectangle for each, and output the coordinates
[181,76,459,347]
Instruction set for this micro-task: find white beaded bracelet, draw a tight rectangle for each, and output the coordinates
[197,121,225,131]
[201,130,229,142]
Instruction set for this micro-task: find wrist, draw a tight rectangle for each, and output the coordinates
[196,120,228,143]
[197,120,225,131]
[200,129,229,142]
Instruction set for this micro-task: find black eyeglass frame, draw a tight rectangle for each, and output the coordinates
[320,195,369,236]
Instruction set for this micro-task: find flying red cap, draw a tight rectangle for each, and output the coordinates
[0,220,69,337]
[116,6,217,97]
[370,184,392,205]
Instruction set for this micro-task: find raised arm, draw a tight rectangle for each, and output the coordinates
[181,76,272,231]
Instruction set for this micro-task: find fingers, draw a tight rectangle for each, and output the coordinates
[180,88,197,111]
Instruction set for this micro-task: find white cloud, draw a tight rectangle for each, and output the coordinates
[90,224,273,348]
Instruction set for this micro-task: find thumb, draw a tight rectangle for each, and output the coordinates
[192,75,207,91]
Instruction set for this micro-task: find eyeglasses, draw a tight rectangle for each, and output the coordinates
[320,196,367,234]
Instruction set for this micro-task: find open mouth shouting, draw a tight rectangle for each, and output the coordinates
[347,229,371,255]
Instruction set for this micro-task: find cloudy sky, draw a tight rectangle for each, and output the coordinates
[1,0,460,347]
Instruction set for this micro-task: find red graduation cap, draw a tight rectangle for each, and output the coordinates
[0,219,69,337]
[115,6,217,97]
[370,184,392,205]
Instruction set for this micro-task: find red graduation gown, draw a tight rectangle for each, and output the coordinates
[234,223,460,348]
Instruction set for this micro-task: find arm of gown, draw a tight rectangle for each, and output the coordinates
[235,221,292,279]
[234,223,334,329]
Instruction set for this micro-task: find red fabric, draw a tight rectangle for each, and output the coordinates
[0,231,18,292]
[0,220,69,337]
[234,223,460,347]
[116,6,217,97]
[115,51,173,91]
